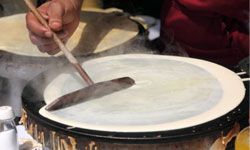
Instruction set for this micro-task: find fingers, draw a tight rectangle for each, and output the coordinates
[26,1,65,38]
[37,39,67,55]
[29,31,68,54]
[26,0,79,55]
[26,12,51,37]
[47,48,61,55]
[47,1,64,31]
[38,43,59,53]
[29,31,68,45]
[26,3,52,38]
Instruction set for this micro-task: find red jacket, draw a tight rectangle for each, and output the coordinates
[161,0,249,66]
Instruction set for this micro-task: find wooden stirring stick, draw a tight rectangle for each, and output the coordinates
[24,0,94,86]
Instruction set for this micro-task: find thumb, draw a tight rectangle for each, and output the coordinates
[47,1,64,31]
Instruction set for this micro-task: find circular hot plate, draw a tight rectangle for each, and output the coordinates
[22,54,248,143]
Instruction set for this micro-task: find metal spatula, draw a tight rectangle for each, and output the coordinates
[45,77,134,111]
[24,0,135,111]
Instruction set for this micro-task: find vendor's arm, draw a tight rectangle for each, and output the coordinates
[26,0,83,55]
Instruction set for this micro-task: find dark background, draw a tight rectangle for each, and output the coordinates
[37,0,164,18]
[103,0,164,18]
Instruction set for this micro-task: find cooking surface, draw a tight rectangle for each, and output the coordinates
[0,1,247,148]
[0,12,138,57]
[39,54,245,132]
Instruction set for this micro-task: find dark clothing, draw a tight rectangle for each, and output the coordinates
[161,0,249,66]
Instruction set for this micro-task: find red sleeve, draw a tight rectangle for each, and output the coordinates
[177,0,249,21]
[231,31,249,55]
[160,0,249,66]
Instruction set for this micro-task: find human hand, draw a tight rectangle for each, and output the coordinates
[26,0,83,55]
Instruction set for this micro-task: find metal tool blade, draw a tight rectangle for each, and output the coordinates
[45,77,135,111]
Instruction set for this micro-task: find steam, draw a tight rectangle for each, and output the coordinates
[0,10,157,116]
[0,51,64,116]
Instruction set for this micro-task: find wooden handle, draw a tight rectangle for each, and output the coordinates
[24,0,94,85]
